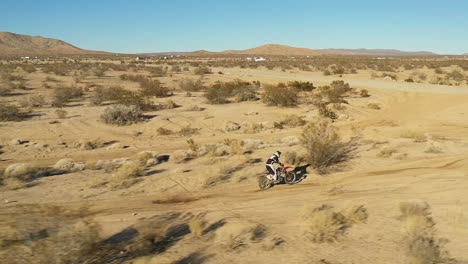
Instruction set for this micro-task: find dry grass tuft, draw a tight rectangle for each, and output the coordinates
[400,130,427,143]
[280,115,307,127]
[2,163,46,183]
[171,149,193,163]
[344,205,369,224]
[189,218,205,238]
[108,161,144,190]
[53,158,86,172]
[377,147,398,158]
[157,127,174,135]
[0,205,100,263]
[399,201,455,264]
[303,205,350,242]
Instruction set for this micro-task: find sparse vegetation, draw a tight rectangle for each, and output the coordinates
[51,85,83,107]
[100,104,143,125]
[399,202,454,264]
[0,104,27,121]
[300,120,355,173]
[262,83,298,107]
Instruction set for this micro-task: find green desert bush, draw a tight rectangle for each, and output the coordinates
[287,81,316,91]
[205,80,257,104]
[319,80,351,104]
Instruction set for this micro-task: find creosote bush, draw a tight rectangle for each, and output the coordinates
[51,86,83,107]
[262,83,298,107]
[0,104,26,121]
[205,80,257,104]
[100,104,142,126]
[300,120,355,173]
[179,78,204,92]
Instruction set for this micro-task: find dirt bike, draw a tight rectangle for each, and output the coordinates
[257,164,310,190]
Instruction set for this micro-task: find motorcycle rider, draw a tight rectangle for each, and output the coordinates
[266,151,283,181]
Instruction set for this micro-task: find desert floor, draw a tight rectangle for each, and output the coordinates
[1,62,468,264]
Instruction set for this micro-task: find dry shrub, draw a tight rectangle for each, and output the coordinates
[100,104,142,126]
[377,147,398,158]
[262,83,298,107]
[400,130,426,142]
[300,120,355,173]
[179,78,204,92]
[344,205,369,224]
[3,163,45,182]
[319,80,351,104]
[304,205,350,242]
[157,127,174,135]
[316,102,337,119]
[51,85,83,107]
[205,80,257,104]
[183,105,203,111]
[163,99,178,109]
[399,201,431,219]
[189,218,204,238]
[0,85,12,96]
[109,161,144,190]
[288,80,316,91]
[223,138,245,155]
[367,103,381,110]
[194,66,212,75]
[178,126,199,136]
[283,151,306,166]
[224,121,241,132]
[280,115,306,127]
[137,151,159,165]
[55,108,68,119]
[0,205,100,263]
[360,89,370,97]
[82,139,105,150]
[139,79,171,97]
[53,158,86,172]
[0,104,26,121]
[399,201,454,264]
[171,149,193,163]
[424,142,443,154]
[19,94,46,108]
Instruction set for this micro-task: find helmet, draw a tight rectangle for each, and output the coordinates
[274,151,282,158]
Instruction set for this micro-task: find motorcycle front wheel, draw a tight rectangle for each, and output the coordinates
[258,176,273,190]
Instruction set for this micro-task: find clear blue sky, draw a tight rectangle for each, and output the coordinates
[1,0,467,54]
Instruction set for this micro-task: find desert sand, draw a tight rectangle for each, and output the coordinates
[1,57,468,264]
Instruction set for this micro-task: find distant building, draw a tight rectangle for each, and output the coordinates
[247,57,267,62]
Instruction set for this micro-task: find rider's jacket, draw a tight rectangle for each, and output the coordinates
[266,155,280,165]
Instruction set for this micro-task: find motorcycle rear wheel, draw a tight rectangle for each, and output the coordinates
[284,171,296,184]
[258,176,273,190]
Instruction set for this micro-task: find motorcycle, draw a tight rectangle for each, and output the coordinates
[258,164,310,190]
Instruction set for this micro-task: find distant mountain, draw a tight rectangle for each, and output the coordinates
[319,48,437,56]
[221,44,320,56]
[0,32,108,56]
